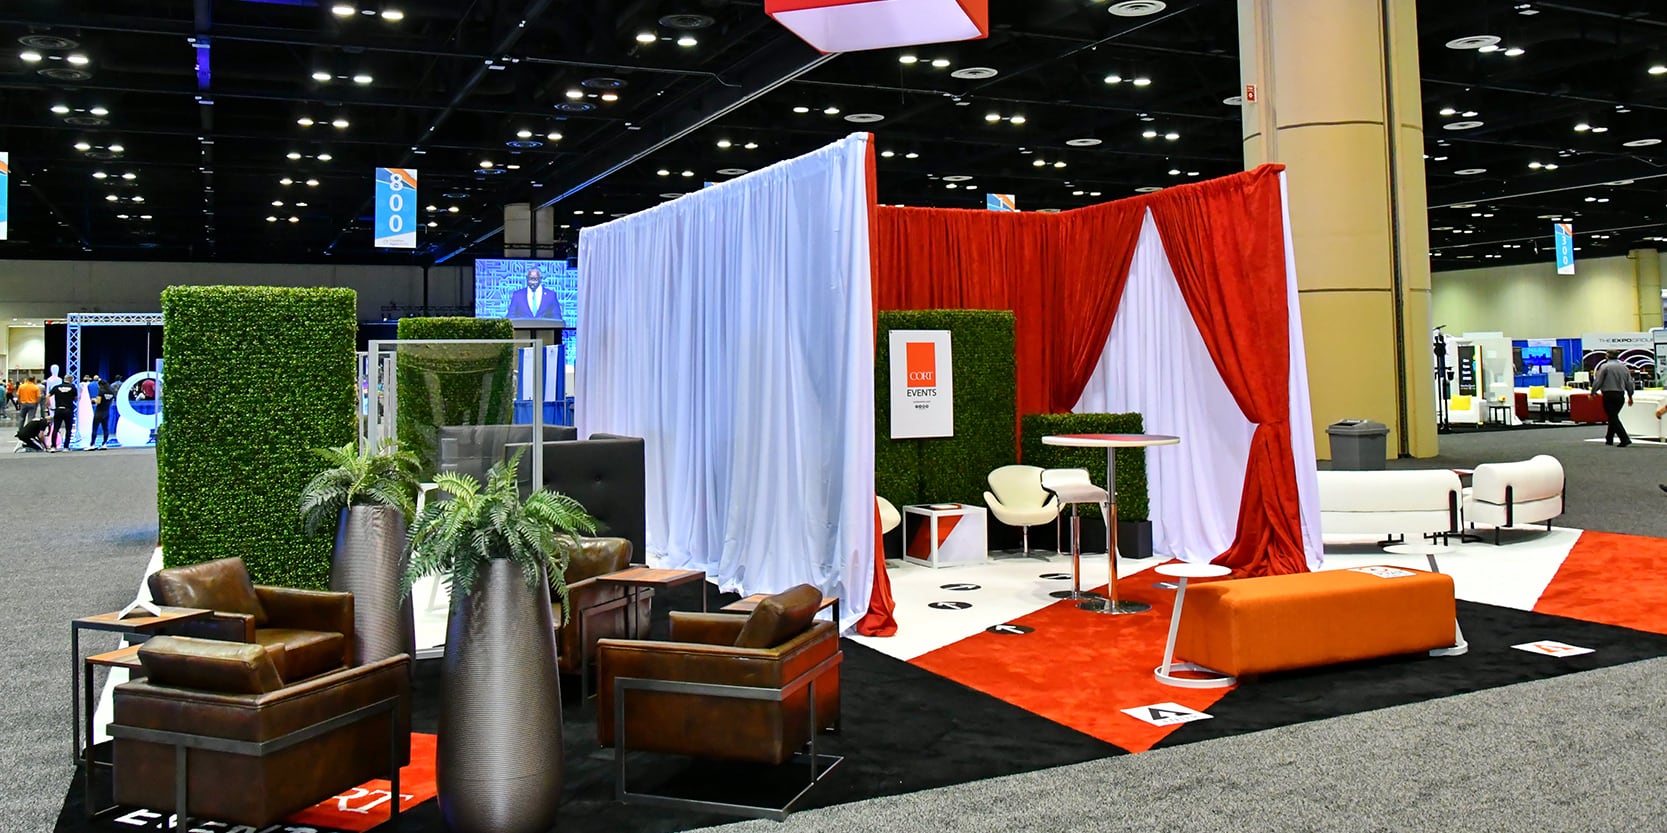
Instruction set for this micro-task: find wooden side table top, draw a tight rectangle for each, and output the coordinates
[596,566,707,589]
[721,594,840,615]
[74,607,210,632]
[86,644,145,670]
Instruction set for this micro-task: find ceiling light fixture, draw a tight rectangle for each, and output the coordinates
[297,117,315,126]
[792,106,810,114]
[899,55,918,65]
[331,4,355,15]
[1439,107,1457,116]
[51,104,70,114]
[682,170,695,177]
[312,71,332,82]
[331,118,349,128]
[565,89,584,100]
[636,32,657,44]
[1446,35,1501,50]
[1504,46,1525,56]
[1575,123,1591,132]
[547,131,563,141]
[280,177,294,185]
[931,58,950,68]
[317,153,333,161]
[1108,0,1167,16]
[66,54,89,66]
[74,141,91,151]
[677,35,698,47]
[905,152,918,159]
[1132,77,1152,86]
[287,151,303,160]
[881,150,895,158]
[20,51,42,62]
[717,139,732,148]
[121,172,136,180]
[305,178,319,186]
[743,142,758,150]
[108,143,123,153]
[985,113,1002,122]
[601,92,619,102]
[1650,64,1667,75]
[1104,74,1123,84]
[381,8,404,20]
[1164,132,1179,140]
[516,129,533,139]
[93,171,107,179]
[1010,115,1027,125]
[823,106,840,115]
[353,74,373,84]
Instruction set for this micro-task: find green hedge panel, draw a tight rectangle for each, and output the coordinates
[157,285,358,590]
[875,310,1016,509]
[1019,412,1149,521]
[394,317,516,477]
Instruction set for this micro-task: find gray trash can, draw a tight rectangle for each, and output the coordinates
[1326,419,1389,470]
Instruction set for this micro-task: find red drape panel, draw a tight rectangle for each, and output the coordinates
[873,204,1144,415]
[1148,165,1307,576]
[858,136,899,637]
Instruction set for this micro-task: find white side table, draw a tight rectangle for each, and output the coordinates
[1153,562,1236,688]
[1382,543,1469,656]
[902,504,988,568]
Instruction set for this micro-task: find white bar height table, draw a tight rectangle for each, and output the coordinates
[1381,543,1469,656]
[1041,433,1180,615]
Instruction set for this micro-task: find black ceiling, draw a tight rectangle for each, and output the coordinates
[0,0,1663,270]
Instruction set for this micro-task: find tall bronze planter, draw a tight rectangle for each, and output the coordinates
[331,504,415,665]
[438,558,563,833]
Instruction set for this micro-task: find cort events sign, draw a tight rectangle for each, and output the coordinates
[889,329,954,439]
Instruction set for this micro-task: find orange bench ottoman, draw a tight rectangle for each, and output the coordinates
[1174,567,1457,678]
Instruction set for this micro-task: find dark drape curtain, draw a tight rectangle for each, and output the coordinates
[1149,165,1306,576]
[874,203,1143,415]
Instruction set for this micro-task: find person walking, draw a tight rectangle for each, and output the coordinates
[89,377,115,449]
[16,376,40,426]
[1592,351,1635,447]
[46,375,77,451]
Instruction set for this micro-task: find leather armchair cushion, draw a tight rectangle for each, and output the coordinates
[139,636,285,695]
[566,537,633,583]
[735,584,822,649]
[149,557,268,626]
[255,629,347,682]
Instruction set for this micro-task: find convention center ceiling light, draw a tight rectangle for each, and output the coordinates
[1104,73,1123,84]
[1504,47,1525,56]
[766,0,987,53]
[297,116,315,126]
[717,167,748,175]
[793,106,810,113]
[1066,138,1101,147]
[931,58,951,68]
[845,113,885,123]
[331,118,349,128]
[1622,138,1661,147]
[1135,186,1162,193]
[1650,64,1667,75]
[19,50,41,62]
[1446,35,1501,50]
[823,106,840,115]
[677,35,698,47]
[881,150,895,157]
[951,66,997,79]
[636,32,657,44]
[1444,120,1484,131]
[1223,95,1243,105]
[312,71,331,82]
[1108,1,1166,16]
[331,4,355,16]
[1453,168,1488,175]
[353,74,373,84]
[546,131,563,141]
[1131,77,1152,86]
[381,9,404,21]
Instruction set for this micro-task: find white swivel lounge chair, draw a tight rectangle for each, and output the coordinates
[876,496,902,537]
[983,465,1060,561]
[1464,454,1565,544]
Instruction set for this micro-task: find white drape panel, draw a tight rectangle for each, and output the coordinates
[576,134,875,630]
[1074,210,1257,562]
[1281,172,1324,567]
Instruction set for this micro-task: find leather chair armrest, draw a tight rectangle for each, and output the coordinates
[166,612,257,643]
[668,612,748,645]
[255,586,354,640]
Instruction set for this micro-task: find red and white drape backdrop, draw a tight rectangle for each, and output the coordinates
[873,164,1321,584]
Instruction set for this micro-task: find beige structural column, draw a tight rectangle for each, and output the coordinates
[503,203,556,258]
[1239,0,1436,459]
[1632,248,1662,331]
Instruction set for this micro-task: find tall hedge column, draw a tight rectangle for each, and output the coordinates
[157,286,358,589]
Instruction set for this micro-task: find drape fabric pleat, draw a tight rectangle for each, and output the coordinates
[871,163,1313,580]
[577,134,876,632]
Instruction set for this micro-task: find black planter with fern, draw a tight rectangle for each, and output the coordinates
[405,451,595,833]
[301,442,422,668]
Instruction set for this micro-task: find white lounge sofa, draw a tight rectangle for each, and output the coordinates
[1464,454,1564,544]
[1618,392,1667,442]
[1447,395,1484,426]
[1317,468,1462,543]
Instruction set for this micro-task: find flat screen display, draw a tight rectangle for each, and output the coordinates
[1520,346,1553,367]
[474,258,578,325]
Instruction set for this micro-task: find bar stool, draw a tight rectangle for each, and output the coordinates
[1040,468,1107,601]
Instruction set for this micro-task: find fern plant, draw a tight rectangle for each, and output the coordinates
[299,441,422,537]
[404,450,596,619]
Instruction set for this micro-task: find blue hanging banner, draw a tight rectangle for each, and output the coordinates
[0,151,9,241]
[1553,221,1574,275]
[374,167,417,249]
[986,193,1016,212]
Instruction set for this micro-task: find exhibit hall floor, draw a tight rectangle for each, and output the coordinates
[12,426,1667,832]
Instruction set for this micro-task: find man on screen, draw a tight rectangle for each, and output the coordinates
[506,267,560,319]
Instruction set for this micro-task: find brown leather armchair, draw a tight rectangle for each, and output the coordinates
[148,556,354,683]
[552,537,651,678]
[596,584,842,819]
[108,636,409,829]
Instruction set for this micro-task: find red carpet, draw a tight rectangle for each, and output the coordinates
[1535,530,1667,636]
[912,566,1233,753]
[285,732,437,830]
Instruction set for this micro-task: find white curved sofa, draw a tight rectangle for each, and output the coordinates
[1317,469,1462,543]
[1618,392,1667,442]
[1464,454,1564,544]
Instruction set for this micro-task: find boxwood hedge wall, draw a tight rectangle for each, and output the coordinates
[1020,412,1149,521]
[394,317,516,477]
[876,310,1016,509]
[157,286,357,589]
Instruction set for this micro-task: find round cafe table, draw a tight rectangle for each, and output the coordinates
[1152,562,1236,688]
[1041,433,1180,615]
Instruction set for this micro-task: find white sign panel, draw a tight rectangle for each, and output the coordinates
[1350,566,1416,579]
[1512,640,1594,658]
[889,329,954,439]
[1121,702,1213,727]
